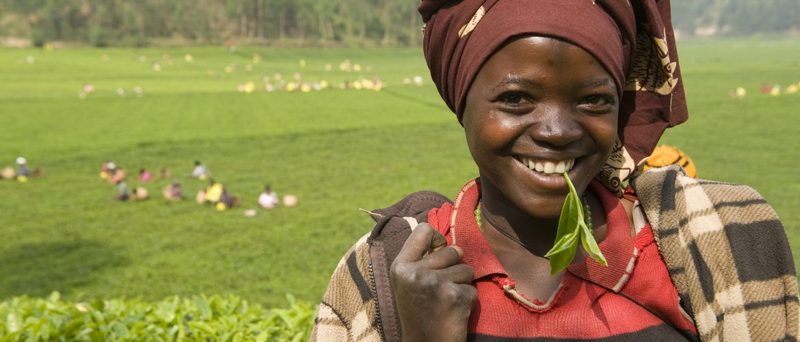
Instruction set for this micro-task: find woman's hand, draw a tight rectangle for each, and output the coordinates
[390,223,477,341]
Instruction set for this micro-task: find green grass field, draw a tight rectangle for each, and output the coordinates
[0,38,798,308]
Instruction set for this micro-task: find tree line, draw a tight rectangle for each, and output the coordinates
[0,0,796,47]
[0,0,422,47]
[672,0,799,36]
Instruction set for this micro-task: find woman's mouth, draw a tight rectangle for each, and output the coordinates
[517,157,575,175]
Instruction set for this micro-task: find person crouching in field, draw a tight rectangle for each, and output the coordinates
[203,179,224,204]
[139,168,153,182]
[108,164,126,185]
[15,157,30,182]
[115,180,129,201]
[192,160,210,180]
[258,184,279,209]
[217,187,240,210]
[311,1,798,341]
[100,160,114,180]
[163,181,184,201]
[0,165,14,180]
[131,186,149,201]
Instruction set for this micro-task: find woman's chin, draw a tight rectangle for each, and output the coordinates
[509,196,566,222]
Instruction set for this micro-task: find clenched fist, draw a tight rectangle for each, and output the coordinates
[390,223,477,341]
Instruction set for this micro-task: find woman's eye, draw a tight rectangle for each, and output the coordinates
[584,95,610,105]
[580,94,616,112]
[497,92,529,107]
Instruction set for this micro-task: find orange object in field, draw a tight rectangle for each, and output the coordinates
[642,145,697,178]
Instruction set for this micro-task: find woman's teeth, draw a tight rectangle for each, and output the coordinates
[522,158,575,175]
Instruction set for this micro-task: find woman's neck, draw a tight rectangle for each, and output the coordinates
[479,181,561,257]
[478,177,610,258]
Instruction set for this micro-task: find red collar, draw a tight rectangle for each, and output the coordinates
[442,178,638,291]
[566,181,637,292]
[449,179,504,280]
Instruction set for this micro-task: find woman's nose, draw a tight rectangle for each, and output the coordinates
[527,104,581,147]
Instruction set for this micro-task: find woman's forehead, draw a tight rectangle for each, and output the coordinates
[479,38,615,87]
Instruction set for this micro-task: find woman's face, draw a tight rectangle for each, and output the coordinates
[462,36,619,220]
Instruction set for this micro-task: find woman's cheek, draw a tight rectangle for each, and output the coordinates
[475,120,512,153]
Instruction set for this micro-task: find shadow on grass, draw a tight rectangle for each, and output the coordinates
[0,240,128,299]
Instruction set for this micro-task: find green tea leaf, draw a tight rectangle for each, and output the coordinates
[546,232,579,274]
[6,312,21,333]
[545,173,607,274]
[544,229,578,257]
[193,295,212,321]
[580,220,608,266]
[555,186,581,239]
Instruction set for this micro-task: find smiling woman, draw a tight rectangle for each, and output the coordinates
[311,1,798,341]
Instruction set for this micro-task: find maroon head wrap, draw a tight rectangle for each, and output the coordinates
[419,0,687,162]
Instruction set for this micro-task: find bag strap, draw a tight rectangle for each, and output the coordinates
[366,191,451,342]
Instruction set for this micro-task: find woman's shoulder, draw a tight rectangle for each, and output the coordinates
[367,191,452,223]
[631,165,774,218]
[630,164,786,249]
[630,166,797,341]
[631,165,782,244]
[363,190,452,241]
[326,190,454,286]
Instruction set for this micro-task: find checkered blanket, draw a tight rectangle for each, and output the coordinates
[634,166,799,341]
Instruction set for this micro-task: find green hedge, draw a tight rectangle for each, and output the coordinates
[0,292,315,341]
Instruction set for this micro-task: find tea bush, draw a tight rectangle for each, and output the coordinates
[0,292,314,341]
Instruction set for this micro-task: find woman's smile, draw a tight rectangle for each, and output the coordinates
[511,155,576,192]
[516,157,575,175]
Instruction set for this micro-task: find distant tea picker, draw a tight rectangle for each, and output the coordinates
[258,184,279,209]
[195,179,239,211]
[1,157,42,182]
[99,160,115,180]
[162,182,183,201]
[191,160,211,180]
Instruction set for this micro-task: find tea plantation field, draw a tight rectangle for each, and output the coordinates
[0,38,798,311]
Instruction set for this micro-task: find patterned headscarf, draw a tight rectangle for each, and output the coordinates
[419,0,688,195]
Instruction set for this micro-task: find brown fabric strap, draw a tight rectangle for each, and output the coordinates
[367,191,452,341]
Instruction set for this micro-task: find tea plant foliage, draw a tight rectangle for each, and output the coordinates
[0,292,314,341]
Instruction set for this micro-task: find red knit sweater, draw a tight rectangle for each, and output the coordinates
[427,179,698,340]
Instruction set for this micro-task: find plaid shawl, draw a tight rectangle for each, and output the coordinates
[633,166,799,340]
[311,167,798,341]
